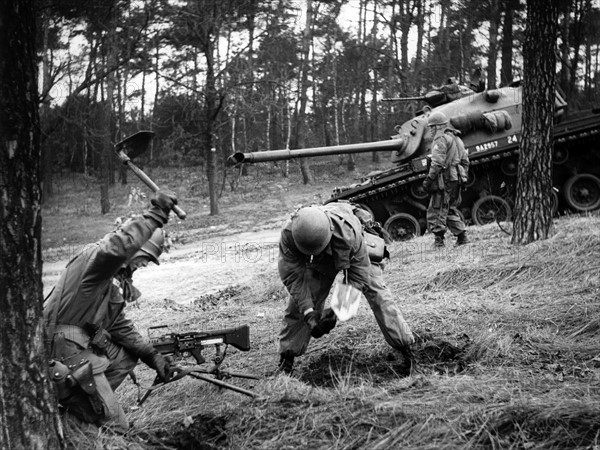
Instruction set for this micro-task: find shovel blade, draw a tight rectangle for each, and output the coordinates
[115,130,155,160]
[330,283,363,321]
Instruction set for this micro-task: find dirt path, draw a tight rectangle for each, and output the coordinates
[42,224,285,304]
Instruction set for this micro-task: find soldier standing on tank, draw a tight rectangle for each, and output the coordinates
[43,190,178,432]
[276,202,416,375]
[422,111,470,248]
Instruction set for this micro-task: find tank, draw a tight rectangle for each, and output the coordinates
[227,81,600,241]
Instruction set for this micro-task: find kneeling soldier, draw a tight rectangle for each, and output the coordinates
[44,190,177,431]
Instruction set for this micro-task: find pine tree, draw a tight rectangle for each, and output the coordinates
[512,0,560,244]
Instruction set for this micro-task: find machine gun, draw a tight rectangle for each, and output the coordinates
[138,324,259,405]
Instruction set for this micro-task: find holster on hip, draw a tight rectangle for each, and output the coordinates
[70,359,97,395]
[49,359,73,400]
[49,356,97,399]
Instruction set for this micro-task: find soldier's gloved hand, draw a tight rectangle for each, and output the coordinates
[311,308,337,339]
[147,190,178,224]
[303,310,320,331]
[143,352,172,382]
[152,189,178,213]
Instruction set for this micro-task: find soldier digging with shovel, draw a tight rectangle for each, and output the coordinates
[44,132,185,432]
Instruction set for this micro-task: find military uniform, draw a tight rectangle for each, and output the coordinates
[424,128,470,238]
[44,210,166,430]
[278,202,414,358]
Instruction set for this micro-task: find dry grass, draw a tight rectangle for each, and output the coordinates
[42,172,600,449]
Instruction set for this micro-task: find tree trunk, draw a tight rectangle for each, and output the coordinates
[99,9,119,214]
[204,37,220,215]
[500,0,516,86]
[487,0,501,89]
[41,13,54,201]
[414,0,424,91]
[118,65,128,185]
[512,0,559,245]
[440,0,450,78]
[100,108,111,214]
[296,0,315,184]
[0,1,63,448]
[558,1,571,95]
[399,0,410,81]
[152,31,161,150]
[371,1,380,163]
[583,0,592,97]
[567,0,584,98]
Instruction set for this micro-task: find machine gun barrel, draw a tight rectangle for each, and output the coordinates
[227,139,405,165]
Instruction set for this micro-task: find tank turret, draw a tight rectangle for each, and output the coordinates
[227,82,600,241]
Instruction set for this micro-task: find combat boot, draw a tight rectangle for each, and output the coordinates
[456,232,469,246]
[433,232,445,248]
[278,352,295,375]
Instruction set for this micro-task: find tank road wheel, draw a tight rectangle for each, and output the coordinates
[471,195,512,226]
[500,158,518,177]
[409,181,429,200]
[553,147,569,165]
[563,174,600,212]
[384,213,421,241]
[465,170,476,188]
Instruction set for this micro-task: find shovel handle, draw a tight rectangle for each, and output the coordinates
[125,161,187,220]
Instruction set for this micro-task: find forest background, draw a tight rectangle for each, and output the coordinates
[40,0,600,216]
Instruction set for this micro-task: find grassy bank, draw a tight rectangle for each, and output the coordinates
[57,213,600,450]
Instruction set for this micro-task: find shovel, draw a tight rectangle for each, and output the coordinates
[115,131,186,220]
[330,283,364,321]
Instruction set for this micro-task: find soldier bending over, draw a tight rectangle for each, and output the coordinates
[277,202,416,375]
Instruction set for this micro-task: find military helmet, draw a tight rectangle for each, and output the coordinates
[428,111,449,127]
[132,228,165,265]
[291,206,332,255]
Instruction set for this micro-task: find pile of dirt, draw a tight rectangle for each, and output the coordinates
[300,332,470,387]
[192,285,243,310]
[150,413,230,449]
[416,336,466,375]
[301,347,405,387]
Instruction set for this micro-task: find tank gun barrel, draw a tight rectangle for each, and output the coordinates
[227,139,406,165]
